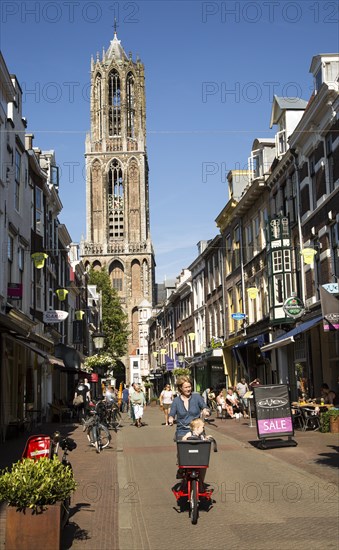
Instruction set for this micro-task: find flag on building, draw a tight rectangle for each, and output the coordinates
[319,286,339,331]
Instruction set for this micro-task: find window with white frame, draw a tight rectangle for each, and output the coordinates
[8,235,14,282]
[15,150,21,211]
[245,223,252,263]
[18,246,24,284]
[233,225,240,269]
[261,208,268,247]
[35,187,43,234]
[228,288,234,333]
[225,234,232,273]
[253,215,260,255]
[36,268,42,310]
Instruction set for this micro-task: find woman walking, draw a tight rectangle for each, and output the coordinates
[130,384,146,427]
[159,384,174,426]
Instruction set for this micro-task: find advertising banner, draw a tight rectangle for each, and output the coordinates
[253,384,293,439]
[320,286,339,331]
[7,283,23,300]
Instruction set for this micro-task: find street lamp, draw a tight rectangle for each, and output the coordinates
[177,351,185,367]
[92,331,105,350]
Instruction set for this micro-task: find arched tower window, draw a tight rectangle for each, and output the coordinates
[108,159,124,239]
[126,72,135,139]
[94,73,102,140]
[108,70,121,136]
[109,260,124,294]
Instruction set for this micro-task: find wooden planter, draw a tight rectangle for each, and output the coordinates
[330,416,339,434]
[5,502,61,550]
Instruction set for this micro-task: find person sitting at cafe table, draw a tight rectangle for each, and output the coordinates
[320,383,338,405]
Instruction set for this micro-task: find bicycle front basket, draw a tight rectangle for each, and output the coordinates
[177,440,211,467]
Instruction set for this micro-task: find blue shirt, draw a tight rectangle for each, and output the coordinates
[169,393,207,437]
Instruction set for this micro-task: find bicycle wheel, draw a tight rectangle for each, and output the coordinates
[189,480,198,524]
[61,497,70,529]
[98,424,111,449]
[91,425,100,453]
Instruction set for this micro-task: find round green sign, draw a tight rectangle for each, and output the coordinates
[283,296,305,319]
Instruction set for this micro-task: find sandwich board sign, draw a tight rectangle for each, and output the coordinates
[253,384,297,449]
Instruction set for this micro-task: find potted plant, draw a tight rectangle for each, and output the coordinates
[320,409,339,433]
[150,397,159,407]
[0,456,77,550]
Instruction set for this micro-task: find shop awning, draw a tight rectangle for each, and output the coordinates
[17,340,65,367]
[233,334,266,349]
[260,315,323,352]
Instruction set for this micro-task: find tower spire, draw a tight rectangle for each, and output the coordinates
[113,17,118,37]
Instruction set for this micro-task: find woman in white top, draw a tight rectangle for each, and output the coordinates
[159,384,174,426]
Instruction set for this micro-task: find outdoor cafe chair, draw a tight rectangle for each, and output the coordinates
[301,407,320,431]
[291,406,304,430]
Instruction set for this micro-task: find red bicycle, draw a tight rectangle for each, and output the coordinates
[172,438,217,524]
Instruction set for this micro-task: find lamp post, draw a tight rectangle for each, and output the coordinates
[92,331,105,351]
[177,351,185,367]
[92,331,105,398]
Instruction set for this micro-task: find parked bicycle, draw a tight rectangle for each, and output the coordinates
[22,431,77,528]
[82,401,111,453]
[172,438,217,524]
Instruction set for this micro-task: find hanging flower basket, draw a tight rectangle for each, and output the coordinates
[84,354,115,371]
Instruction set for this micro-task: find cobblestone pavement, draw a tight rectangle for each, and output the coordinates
[0,408,338,549]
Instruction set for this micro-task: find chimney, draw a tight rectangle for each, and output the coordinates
[25,133,34,150]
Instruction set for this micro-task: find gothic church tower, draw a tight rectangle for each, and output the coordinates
[81,29,155,364]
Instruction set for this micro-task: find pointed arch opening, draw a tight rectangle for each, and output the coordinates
[131,306,139,347]
[131,259,141,298]
[92,260,102,271]
[93,73,102,141]
[126,72,135,139]
[108,159,124,239]
[108,69,121,136]
[109,260,124,295]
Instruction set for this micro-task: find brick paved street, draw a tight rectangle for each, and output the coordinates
[0,407,338,549]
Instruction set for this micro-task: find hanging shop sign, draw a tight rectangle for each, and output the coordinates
[322,283,338,294]
[231,312,246,321]
[7,283,23,300]
[253,384,293,439]
[43,310,69,323]
[283,296,305,319]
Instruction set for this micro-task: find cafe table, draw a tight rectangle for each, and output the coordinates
[292,402,334,410]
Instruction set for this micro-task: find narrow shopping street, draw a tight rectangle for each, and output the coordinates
[1,407,337,550]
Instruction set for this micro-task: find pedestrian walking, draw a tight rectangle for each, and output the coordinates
[159,384,174,425]
[130,384,146,427]
[122,385,129,412]
[73,379,90,421]
[236,378,249,418]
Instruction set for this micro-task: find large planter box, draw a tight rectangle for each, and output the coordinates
[5,502,61,550]
[330,416,339,434]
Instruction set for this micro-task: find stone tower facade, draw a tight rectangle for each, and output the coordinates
[81,31,155,365]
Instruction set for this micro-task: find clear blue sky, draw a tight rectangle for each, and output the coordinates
[1,1,338,282]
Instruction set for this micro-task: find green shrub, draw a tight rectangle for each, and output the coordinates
[0,457,77,513]
[320,408,339,433]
